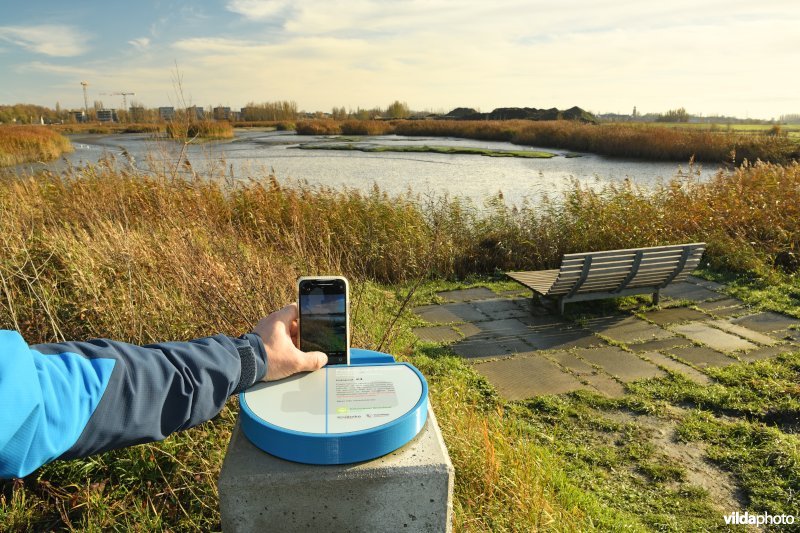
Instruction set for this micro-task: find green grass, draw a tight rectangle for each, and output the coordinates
[297,142,556,158]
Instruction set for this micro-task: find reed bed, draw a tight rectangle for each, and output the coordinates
[166,120,234,140]
[296,119,799,163]
[0,126,72,167]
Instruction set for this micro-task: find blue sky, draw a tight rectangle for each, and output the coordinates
[0,0,798,118]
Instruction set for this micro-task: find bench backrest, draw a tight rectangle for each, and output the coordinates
[547,243,706,297]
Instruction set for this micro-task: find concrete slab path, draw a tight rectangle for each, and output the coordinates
[411,278,799,400]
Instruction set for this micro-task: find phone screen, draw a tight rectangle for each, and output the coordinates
[299,278,348,365]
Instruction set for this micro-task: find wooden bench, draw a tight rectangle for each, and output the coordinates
[507,243,706,314]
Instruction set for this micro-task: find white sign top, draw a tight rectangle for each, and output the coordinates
[244,365,424,435]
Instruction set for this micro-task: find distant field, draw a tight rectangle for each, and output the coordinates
[631,121,800,139]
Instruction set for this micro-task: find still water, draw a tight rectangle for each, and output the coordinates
[20,129,722,206]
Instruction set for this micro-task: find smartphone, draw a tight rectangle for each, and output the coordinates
[297,276,350,365]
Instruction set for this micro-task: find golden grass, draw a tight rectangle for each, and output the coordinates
[166,120,234,140]
[53,122,166,135]
[294,119,799,163]
[0,126,72,167]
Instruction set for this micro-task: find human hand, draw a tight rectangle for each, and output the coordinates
[253,303,328,381]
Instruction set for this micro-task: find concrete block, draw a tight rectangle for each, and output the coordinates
[219,407,454,533]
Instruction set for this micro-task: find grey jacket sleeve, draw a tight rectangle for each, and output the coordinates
[30,333,267,461]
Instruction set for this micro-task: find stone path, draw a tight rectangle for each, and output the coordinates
[412,276,800,399]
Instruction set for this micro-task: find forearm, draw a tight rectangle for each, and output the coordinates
[0,330,267,478]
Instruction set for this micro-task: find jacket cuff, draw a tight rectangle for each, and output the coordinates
[231,333,268,394]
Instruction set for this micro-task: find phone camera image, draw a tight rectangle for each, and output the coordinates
[299,278,348,364]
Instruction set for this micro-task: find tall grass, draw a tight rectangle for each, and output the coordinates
[1,160,799,529]
[1,160,798,344]
[295,119,799,163]
[166,120,234,140]
[0,126,72,167]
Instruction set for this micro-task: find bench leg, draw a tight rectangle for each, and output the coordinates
[652,290,660,307]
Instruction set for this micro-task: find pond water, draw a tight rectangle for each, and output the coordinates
[16,129,722,207]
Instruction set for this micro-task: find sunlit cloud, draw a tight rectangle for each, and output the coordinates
[128,37,151,51]
[0,24,89,57]
[226,0,291,21]
[21,61,93,76]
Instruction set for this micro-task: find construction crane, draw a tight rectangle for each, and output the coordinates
[80,81,89,118]
[101,91,135,111]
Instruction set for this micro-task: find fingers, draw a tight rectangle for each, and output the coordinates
[272,303,299,336]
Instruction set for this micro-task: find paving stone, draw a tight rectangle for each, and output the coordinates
[575,347,666,382]
[547,351,596,376]
[706,319,778,346]
[471,298,530,320]
[629,337,692,352]
[473,355,587,399]
[686,276,726,291]
[520,324,602,350]
[502,337,537,354]
[584,373,627,397]
[412,326,462,344]
[451,338,510,359]
[438,302,490,323]
[436,287,496,302]
[672,322,758,352]
[661,283,724,302]
[695,298,746,312]
[739,344,795,363]
[454,322,483,338]
[641,307,709,326]
[704,305,750,318]
[475,318,530,336]
[412,305,464,324]
[639,351,711,385]
[583,315,674,344]
[666,345,738,368]
[731,312,800,333]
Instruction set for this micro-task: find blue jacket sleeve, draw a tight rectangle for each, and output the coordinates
[0,329,267,479]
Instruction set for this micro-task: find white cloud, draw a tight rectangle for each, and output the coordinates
[128,37,151,51]
[0,24,89,57]
[226,0,291,20]
[22,61,93,76]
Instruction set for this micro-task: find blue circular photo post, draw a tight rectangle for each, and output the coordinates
[240,351,428,465]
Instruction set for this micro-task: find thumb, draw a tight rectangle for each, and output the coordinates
[296,349,328,372]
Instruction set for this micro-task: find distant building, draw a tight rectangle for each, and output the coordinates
[187,106,205,120]
[213,106,232,120]
[70,111,87,123]
[159,106,175,121]
[129,106,146,122]
[97,109,117,122]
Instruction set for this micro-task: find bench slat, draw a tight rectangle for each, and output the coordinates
[560,243,705,261]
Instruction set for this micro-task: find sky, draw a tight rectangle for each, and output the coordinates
[0,1,798,119]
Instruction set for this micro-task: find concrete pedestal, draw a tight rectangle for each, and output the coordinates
[218,406,454,532]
